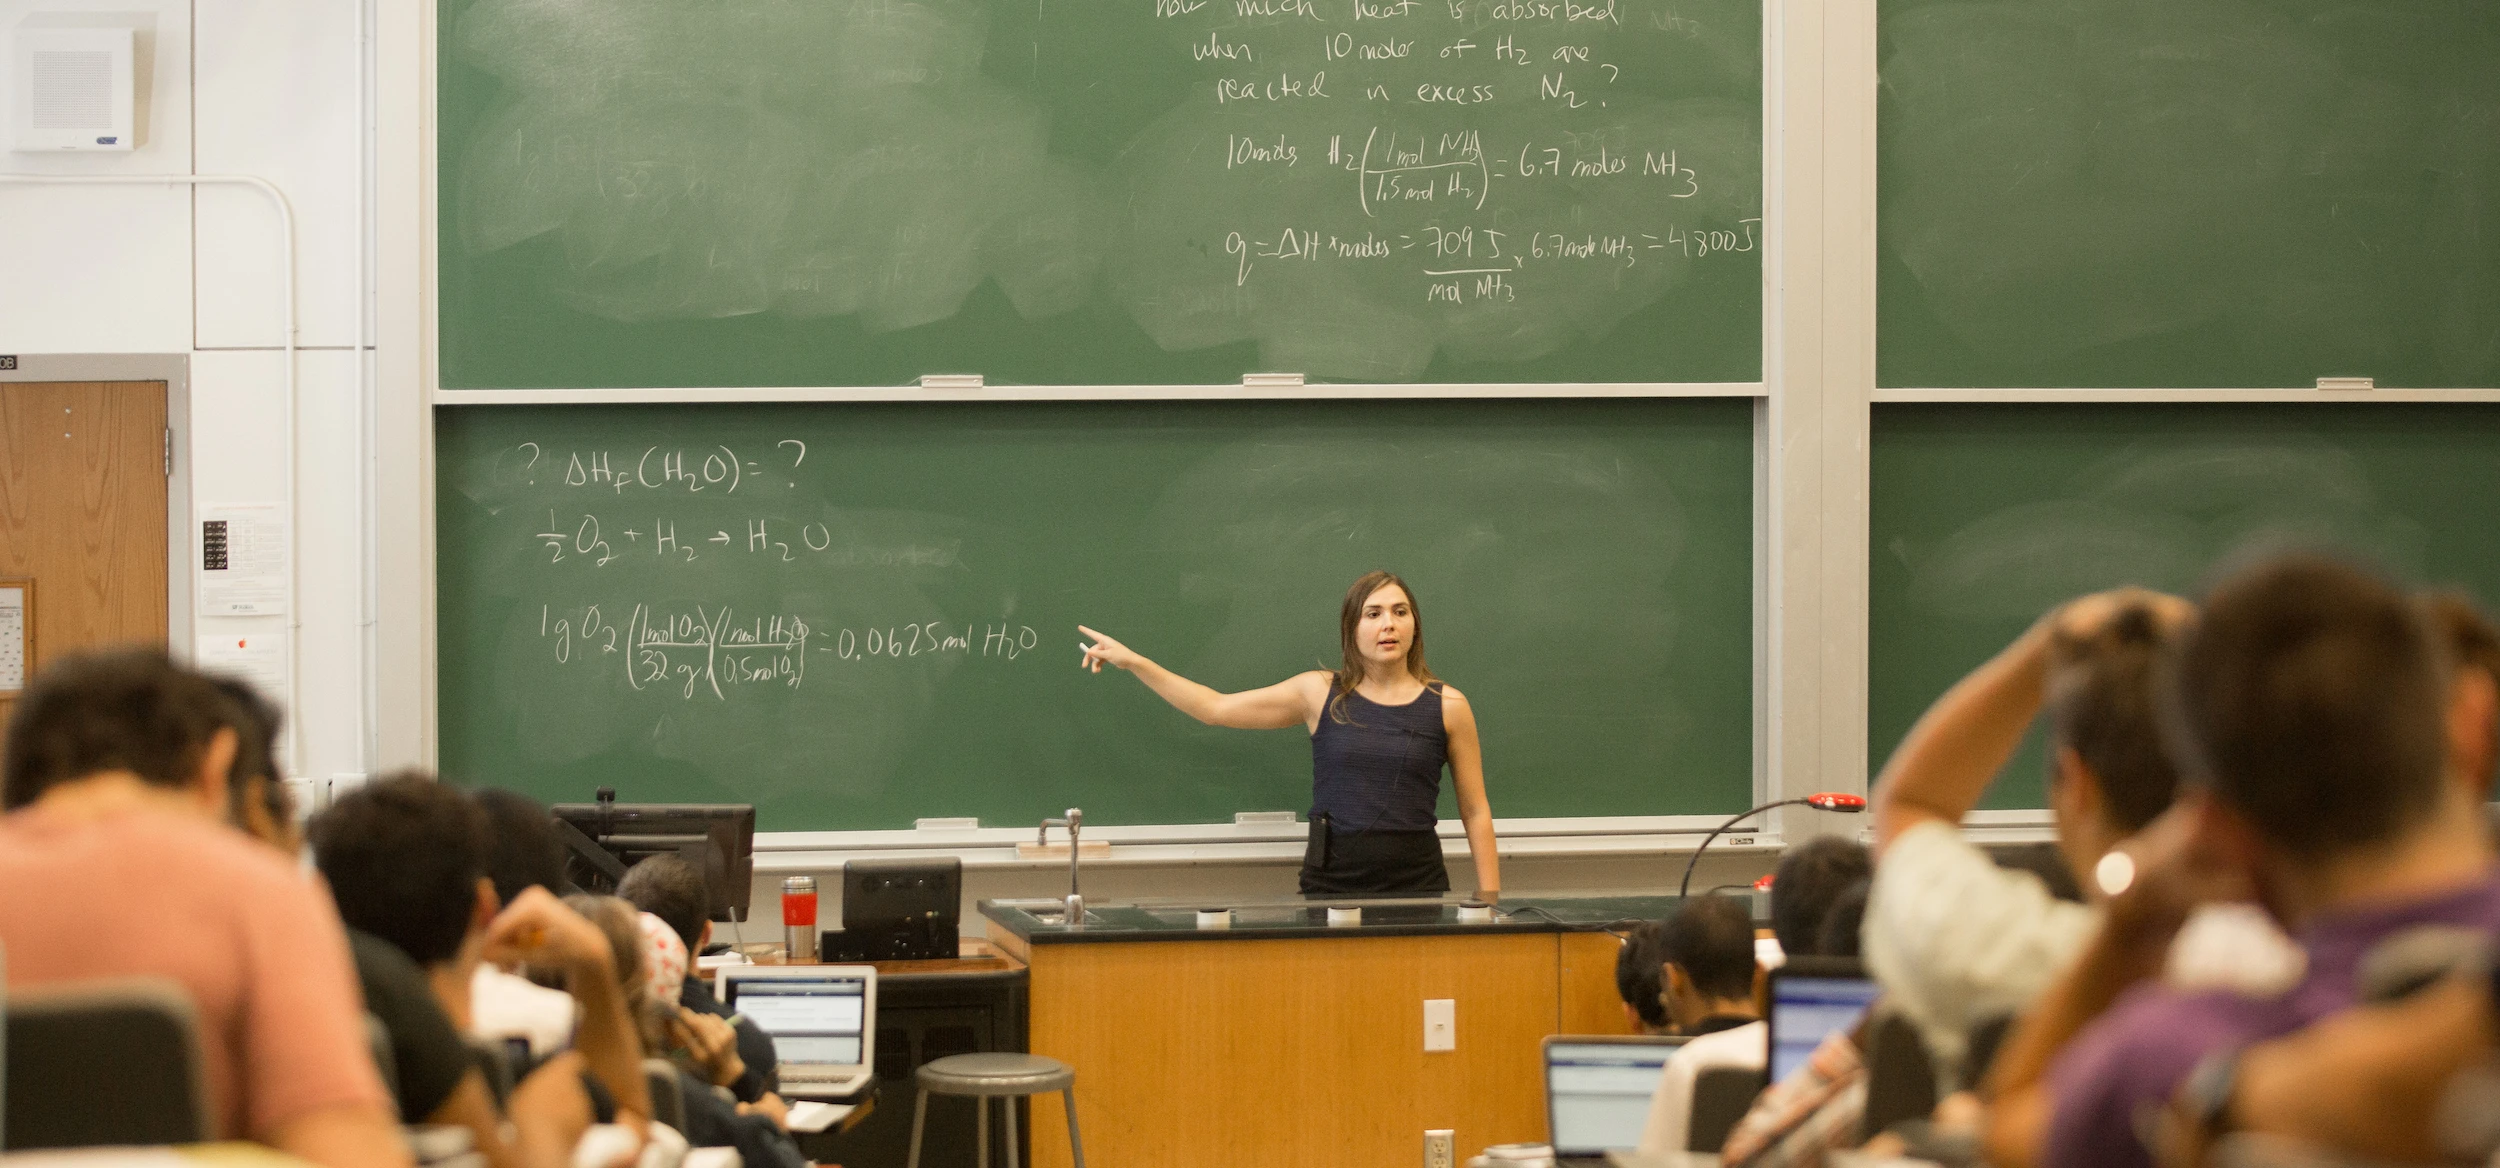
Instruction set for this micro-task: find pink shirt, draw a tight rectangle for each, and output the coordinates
[0,803,391,1140]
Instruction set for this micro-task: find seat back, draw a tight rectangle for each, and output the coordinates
[1859,1007,1939,1141]
[645,1059,687,1132]
[366,1013,402,1114]
[1687,1064,1767,1153]
[1961,1012,2017,1093]
[4,977,212,1149]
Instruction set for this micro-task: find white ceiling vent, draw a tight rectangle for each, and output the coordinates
[13,25,134,152]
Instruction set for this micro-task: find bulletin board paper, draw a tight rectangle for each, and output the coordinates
[199,504,287,616]
[195,631,288,704]
[0,581,28,692]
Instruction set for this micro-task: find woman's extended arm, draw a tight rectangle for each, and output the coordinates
[1079,626,1323,730]
[1444,687,1500,897]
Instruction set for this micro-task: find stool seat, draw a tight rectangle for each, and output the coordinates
[916,1053,1075,1096]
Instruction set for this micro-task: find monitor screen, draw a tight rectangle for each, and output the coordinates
[1545,1041,1680,1154]
[1769,975,1880,1081]
[727,976,868,1067]
[551,799,755,922]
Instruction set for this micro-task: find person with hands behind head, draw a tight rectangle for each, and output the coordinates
[620,853,783,1106]
[478,884,657,1130]
[1978,797,2247,1168]
[1863,586,2201,1086]
[1987,555,2500,1168]
[1081,570,1498,898]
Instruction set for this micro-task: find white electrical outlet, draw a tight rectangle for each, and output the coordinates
[1424,1129,1455,1168]
[1423,998,1456,1052]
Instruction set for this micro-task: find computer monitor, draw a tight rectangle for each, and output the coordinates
[552,789,755,923]
[1766,956,1881,1081]
[1542,1036,1685,1157]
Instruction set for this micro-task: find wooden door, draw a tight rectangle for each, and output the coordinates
[0,382,169,732]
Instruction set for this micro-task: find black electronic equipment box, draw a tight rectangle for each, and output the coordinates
[822,857,961,961]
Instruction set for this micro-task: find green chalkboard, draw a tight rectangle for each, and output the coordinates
[1879,0,2500,389]
[1870,401,2500,810]
[433,0,1763,389]
[437,398,1754,830]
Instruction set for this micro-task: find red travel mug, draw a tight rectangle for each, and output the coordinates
[783,875,818,961]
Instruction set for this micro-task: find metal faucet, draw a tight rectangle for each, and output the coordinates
[1038,808,1084,923]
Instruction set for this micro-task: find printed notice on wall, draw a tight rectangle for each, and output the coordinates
[200,504,287,616]
[197,632,288,704]
[0,585,25,692]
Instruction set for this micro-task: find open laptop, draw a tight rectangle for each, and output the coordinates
[1766,956,1880,1082]
[716,964,877,1098]
[1543,1035,1686,1166]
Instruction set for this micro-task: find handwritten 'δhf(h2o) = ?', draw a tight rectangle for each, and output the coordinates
[497,440,810,494]
[533,513,963,570]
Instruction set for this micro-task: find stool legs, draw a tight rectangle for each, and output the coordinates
[1062,1088,1086,1168]
[905,1089,930,1168]
[905,1082,1081,1168]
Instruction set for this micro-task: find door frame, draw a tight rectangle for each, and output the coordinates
[0,353,195,660]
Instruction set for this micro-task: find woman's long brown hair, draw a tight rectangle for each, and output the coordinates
[1329,570,1437,723]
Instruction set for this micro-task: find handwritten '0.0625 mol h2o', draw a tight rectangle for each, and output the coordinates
[539,604,1040,701]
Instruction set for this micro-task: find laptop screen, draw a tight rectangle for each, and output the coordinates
[1545,1040,1680,1155]
[727,975,868,1067]
[1768,975,1880,1081]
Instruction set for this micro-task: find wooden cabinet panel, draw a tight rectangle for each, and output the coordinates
[1559,930,1647,1039]
[1021,934,1557,1168]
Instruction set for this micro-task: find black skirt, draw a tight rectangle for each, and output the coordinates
[1299,816,1452,897]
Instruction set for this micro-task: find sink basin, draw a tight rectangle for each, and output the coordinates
[1024,909,1108,926]
[991,898,1108,927]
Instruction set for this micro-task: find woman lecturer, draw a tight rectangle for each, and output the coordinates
[1078,571,1499,898]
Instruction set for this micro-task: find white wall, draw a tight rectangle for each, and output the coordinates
[0,0,375,785]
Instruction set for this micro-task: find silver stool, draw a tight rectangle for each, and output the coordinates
[905,1052,1086,1168]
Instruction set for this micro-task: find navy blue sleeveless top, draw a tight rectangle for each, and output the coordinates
[1309,683,1448,833]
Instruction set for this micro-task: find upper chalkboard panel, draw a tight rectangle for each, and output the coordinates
[1879,1,2500,389]
[435,397,1755,831]
[435,0,1764,389]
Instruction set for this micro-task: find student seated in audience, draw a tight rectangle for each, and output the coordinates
[1615,919,1675,1035]
[467,786,585,1055]
[207,676,299,853]
[0,649,410,1167]
[1864,588,2196,1086]
[1639,837,1869,1153]
[1982,554,2500,1168]
[1635,893,1764,1151]
[618,854,784,1104]
[1717,878,1874,1168]
[311,773,656,1165]
[2153,960,2498,1168]
[570,894,807,1168]
[2428,591,2500,802]
[1768,836,1873,966]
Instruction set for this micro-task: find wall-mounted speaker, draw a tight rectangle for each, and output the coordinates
[12,24,134,152]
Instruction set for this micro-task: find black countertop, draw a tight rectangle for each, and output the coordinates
[980,892,1688,945]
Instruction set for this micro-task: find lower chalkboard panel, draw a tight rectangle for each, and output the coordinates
[436,397,1756,831]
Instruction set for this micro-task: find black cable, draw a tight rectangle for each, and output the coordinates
[1677,798,1808,901]
[1498,904,1654,934]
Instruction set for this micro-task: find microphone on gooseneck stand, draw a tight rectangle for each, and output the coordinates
[1677,792,1867,901]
